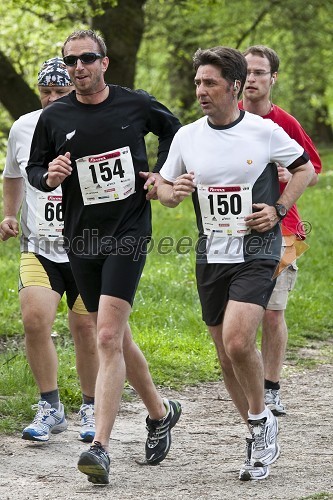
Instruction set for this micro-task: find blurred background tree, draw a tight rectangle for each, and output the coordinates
[1,0,332,162]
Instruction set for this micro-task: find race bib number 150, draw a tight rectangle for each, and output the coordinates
[197,183,252,237]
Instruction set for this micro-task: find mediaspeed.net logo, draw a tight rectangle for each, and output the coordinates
[273,223,311,279]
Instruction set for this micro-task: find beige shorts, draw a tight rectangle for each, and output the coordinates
[267,261,298,310]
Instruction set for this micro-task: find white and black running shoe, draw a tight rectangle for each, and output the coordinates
[145,399,182,465]
[265,388,287,416]
[239,437,269,481]
[248,409,280,466]
[78,441,110,484]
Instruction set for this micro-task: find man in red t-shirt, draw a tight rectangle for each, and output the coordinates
[240,45,322,415]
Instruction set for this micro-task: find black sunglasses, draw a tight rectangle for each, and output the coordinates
[63,52,104,66]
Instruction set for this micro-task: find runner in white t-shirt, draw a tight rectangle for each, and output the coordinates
[0,58,98,444]
[157,46,314,482]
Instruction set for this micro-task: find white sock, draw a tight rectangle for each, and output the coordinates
[248,407,269,421]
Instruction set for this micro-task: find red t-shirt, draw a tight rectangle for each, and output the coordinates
[239,102,322,238]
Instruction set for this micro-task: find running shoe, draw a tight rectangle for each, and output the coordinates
[77,441,110,484]
[145,399,182,465]
[248,409,280,466]
[239,437,269,481]
[22,400,68,442]
[265,388,287,416]
[78,403,95,443]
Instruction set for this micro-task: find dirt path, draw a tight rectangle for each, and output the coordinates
[1,363,333,500]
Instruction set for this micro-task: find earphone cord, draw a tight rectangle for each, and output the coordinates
[76,84,108,96]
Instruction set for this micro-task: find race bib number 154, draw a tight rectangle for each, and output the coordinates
[76,146,135,205]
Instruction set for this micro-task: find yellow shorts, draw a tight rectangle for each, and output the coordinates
[19,252,88,315]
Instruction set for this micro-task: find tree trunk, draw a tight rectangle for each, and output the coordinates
[313,105,333,144]
[0,1,147,121]
[0,51,40,120]
[91,0,147,88]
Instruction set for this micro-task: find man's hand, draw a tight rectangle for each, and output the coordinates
[157,172,196,208]
[277,165,292,184]
[172,172,196,203]
[0,216,19,241]
[245,203,279,232]
[46,152,72,188]
[139,171,162,200]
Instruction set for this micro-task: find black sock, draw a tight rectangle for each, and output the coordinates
[265,379,280,390]
[82,394,95,406]
[40,389,60,410]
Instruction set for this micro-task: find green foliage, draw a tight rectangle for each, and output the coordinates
[138,0,333,136]
[0,341,82,432]
[0,0,116,136]
[285,152,333,346]
[0,351,36,432]
[1,0,333,156]
[0,0,116,74]
[0,110,12,165]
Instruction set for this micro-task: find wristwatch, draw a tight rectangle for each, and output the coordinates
[274,203,288,220]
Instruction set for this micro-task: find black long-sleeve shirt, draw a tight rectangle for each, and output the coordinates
[27,85,181,257]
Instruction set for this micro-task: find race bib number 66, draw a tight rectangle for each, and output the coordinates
[197,183,252,237]
[36,194,64,240]
[76,146,135,205]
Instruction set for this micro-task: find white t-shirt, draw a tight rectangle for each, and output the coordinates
[4,110,68,262]
[160,111,305,264]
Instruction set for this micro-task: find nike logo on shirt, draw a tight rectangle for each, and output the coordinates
[66,130,76,140]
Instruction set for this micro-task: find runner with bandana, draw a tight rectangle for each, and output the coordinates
[0,57,98,444]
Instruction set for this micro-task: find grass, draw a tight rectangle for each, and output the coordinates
[131,199,218,387]
[283,150,333,353]
[0,148,332,432]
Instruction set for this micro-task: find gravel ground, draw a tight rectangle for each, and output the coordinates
[1,361,333,499]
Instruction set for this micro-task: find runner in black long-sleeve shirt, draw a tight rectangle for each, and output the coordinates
[27,29,182,485]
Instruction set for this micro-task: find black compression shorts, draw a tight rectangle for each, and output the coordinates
[68,249,147,312]
[196,259,277,326]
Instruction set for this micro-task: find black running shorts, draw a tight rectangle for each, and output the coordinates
[68,249,147,312]
[196,259,277,326]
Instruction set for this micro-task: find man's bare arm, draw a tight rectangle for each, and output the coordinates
[157,173,195,207]
[0,177,24,240]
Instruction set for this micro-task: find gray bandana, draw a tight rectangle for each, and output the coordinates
[37,57,72,87]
